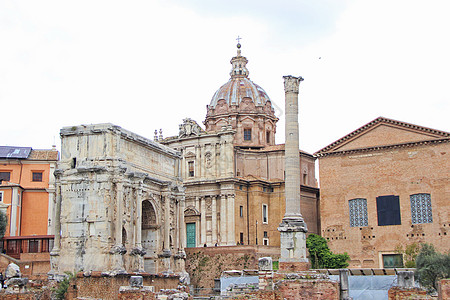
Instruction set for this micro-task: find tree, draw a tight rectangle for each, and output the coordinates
[395,242,421,267]
[415,243,450,292]
[0,210,7,239]
[306,234,349,269]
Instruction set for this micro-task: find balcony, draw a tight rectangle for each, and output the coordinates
[2,235,54,260]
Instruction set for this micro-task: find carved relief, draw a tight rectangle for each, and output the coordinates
[205,152,212,169]
[179,118,203,138]
[184,206,200,217]
[215,99,229,114]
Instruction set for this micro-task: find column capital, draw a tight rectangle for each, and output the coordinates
[283,75,304,94]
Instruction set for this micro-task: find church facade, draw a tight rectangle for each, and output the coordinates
[162,44,319,248]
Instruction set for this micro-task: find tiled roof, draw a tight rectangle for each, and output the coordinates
[28,149,59,161]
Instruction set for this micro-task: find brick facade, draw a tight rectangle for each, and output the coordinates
[316,117,449,268]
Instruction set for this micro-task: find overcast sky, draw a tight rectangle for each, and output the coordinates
[1,0,449,155]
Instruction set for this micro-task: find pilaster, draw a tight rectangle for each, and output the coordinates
[211,195,217,245]
[220,194,227,245]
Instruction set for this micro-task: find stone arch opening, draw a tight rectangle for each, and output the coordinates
[141,199,159,273]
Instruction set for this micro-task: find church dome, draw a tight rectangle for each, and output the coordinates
[204,42,278,148]
[208,43,273,110]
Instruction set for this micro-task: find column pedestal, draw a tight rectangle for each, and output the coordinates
[278,217,309,272]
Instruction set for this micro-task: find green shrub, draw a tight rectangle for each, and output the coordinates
[306,234,349,269]
[415,243,450,292]
[53,272,75,300]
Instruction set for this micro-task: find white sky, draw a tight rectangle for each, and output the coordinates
[1,0,449,155]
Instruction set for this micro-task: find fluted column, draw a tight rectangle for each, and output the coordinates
[163,194,171,254]
[211,195,217,244]
[179,196,186,250]
[220,194,227,245]
[200,196,207,245]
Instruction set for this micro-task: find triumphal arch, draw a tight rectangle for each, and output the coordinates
[50,123,187,277]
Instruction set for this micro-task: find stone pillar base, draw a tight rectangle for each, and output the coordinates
[278,261,310,273]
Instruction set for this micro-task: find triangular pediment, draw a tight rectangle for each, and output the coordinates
[315,117,449,156]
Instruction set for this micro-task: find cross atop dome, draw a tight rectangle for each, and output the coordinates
[230,38,249,78]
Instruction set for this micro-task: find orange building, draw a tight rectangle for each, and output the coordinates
[0,146,58,259]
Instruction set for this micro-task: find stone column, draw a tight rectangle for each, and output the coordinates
[111,181,126,272]
[49,181,62,277]
[163,194,171,254]
[278,75,309,272]
[135,187,145,272]
[227,194,235,245]
[211,195,217,245]
[200,197,207,245]
[179,196,186,250]
[220,194,227,245]
[201,145,206,179]
[195,145,201,178]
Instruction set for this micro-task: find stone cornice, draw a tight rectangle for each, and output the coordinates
[314,137,450,158]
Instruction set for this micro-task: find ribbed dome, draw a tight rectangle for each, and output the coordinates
[208,43,273,110]
[209,77,271,109]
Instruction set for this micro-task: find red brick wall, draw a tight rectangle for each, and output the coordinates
[388,286,429,299]
[74,272,179,300]
[439,279,450,300]
[275,279,339,300]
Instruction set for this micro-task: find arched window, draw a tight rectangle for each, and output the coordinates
[122,227,127,244]
[142,200,157,229]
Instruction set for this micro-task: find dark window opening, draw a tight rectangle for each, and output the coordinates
[188,161,194,177]
[32,172,43,182]
[263,231,268,238]
[266,131,270,143]
[377,195,401,226]
[71,158,77,169]
[244,129,252,141]
[239,232,244,245]
[0,172,11,182]
[240,206,243,217]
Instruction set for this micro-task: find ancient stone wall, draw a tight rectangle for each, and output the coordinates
[185,246,280,290]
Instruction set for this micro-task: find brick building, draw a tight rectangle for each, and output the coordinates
[315,117,449,268]
[0,146,58,259]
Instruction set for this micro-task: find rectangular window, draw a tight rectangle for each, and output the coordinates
[263,231,268,238]
[410,193,433,224]
[240,206,244,217]
[244,129,252,141]
[0,172,11,182]
[239,232,244,245]
[266,131,270,143]
[268,187,273,193]
[349,198,368,227]
[377,195,401,226]
[32,171,43,182]
[382,254,403,268]
[262,204,268,224]
[263,232,269,245]
[188,161,194,177]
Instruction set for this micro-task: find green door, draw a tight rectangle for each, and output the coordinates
[186,223,196,248]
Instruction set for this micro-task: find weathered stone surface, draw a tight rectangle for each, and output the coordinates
[129,276,143,288]
[5,263,21,279]
[52,123,186,276]
[258,257,273,271]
